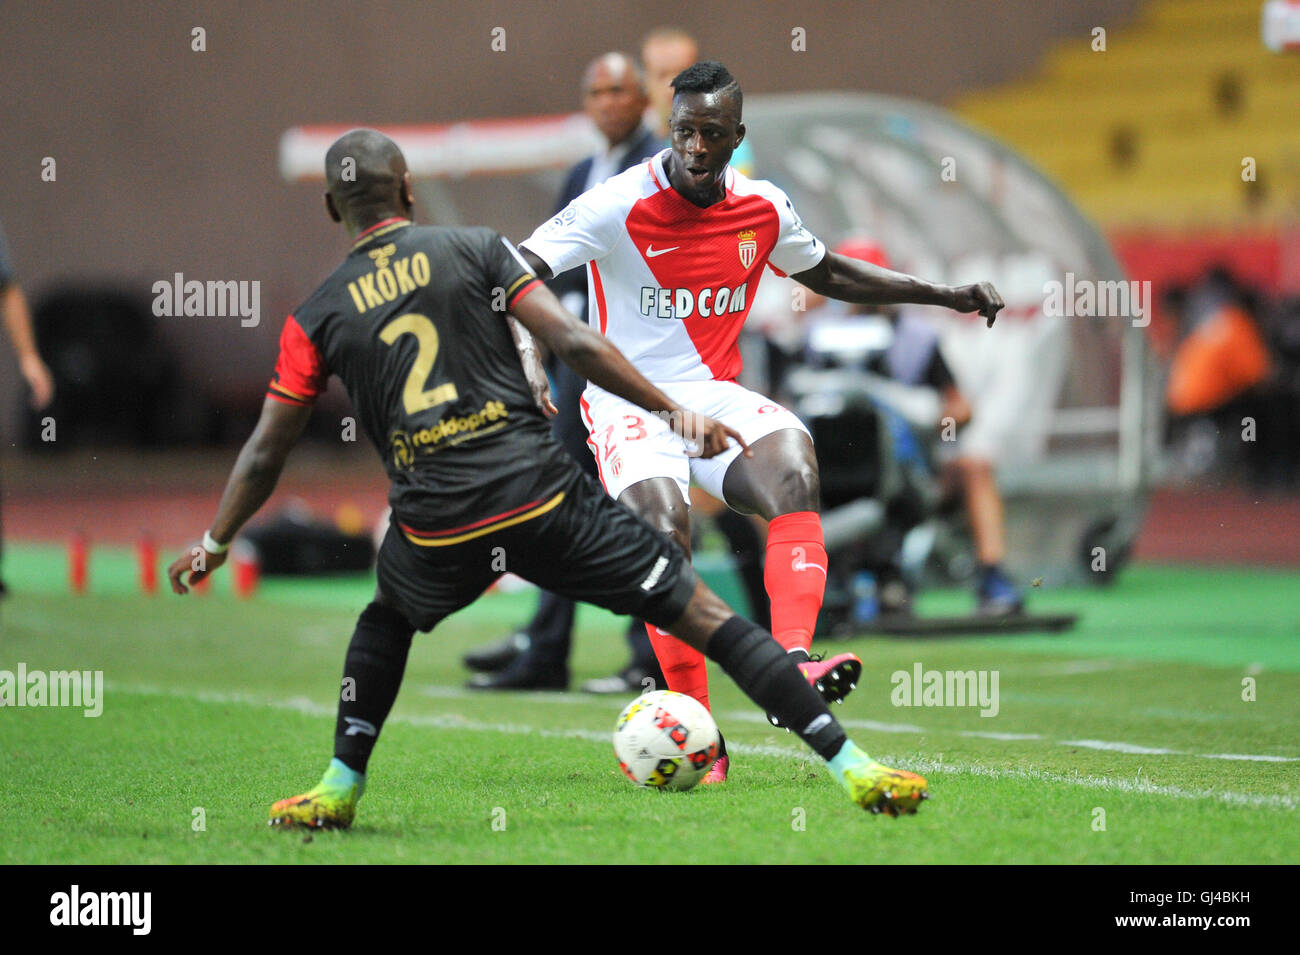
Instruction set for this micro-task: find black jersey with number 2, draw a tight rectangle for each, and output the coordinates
[268,218,573,537]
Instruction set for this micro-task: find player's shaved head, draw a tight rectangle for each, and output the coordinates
[323,128,413,232]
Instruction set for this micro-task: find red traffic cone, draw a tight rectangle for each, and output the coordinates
[137,532,158,596]
[232,541,260,599]
[69,533,88,594]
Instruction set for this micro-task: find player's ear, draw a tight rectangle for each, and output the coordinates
[324,191,341,224]
[734,122,746,149]
[401,171,415,213]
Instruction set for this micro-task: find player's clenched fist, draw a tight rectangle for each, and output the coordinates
[948,282,1005,328]
[671,409,751,459]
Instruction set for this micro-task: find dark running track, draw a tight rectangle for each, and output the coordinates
[3,449,1298,566]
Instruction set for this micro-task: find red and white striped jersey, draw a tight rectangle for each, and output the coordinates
[521,149,826,385]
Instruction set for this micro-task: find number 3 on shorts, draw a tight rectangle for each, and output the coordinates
[622,415,647,440]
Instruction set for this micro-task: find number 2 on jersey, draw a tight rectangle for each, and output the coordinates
[379,312,459,414]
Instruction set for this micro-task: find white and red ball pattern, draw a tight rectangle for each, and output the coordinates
[613,690,720,791]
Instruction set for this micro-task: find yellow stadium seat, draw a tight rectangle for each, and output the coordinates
[953,0,1300,226]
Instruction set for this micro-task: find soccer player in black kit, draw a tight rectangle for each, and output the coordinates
[167,129,927,826]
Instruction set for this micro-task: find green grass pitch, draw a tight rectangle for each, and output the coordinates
[2,544,1297,864]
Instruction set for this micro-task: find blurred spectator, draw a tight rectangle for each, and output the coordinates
[1165,266,1298,488]
[765,238,1026,615]
[1166,268,1271,418]
[0,220,55,595]
[640,26,698,139]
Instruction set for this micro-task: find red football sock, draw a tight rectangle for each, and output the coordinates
[764,511,828,654]
[646,623,710,712]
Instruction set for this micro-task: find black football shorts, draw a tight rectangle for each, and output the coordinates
[376,469,698,633]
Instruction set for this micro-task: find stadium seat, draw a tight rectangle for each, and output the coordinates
[953,0,1300,228]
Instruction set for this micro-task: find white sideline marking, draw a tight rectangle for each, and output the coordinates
[726,711,1300,764]
[894,757,1299,812]
[1063,739,1180,755]
[420,685,595,705]
[837,717,928,734]
[726,711,928,734]
[1022,659,1124,676]
[1200,753,1300,763]
[1137,706,1246,724]
[105,683,1297,810]
[110,683,814,763]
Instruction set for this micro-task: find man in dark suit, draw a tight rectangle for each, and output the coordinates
[466,53,665,692]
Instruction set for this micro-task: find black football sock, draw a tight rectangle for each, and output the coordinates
[705,615,847,761]
[333,601,416,775]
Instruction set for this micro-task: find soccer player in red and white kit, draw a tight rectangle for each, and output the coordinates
[519,62,1004,782]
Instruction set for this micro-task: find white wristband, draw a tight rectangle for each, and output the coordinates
[202,530,229,554]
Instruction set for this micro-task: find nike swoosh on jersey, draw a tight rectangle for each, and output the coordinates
[645,245,679,257]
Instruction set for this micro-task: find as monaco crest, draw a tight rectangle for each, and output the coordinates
[737,229,757,269]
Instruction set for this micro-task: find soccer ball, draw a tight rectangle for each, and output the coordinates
[613,690,720,791]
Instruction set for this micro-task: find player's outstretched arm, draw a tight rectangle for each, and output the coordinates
[167,398,312,594]
[793,253,1005,328]
[508,281,748,460]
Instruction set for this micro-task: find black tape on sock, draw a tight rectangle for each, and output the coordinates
[705,615,847,760]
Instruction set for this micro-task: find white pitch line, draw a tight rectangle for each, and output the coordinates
[892,757,1299,812]
[104,683,1297,810]
[728,711,1300,764]
[419,685,597,705]
[186,681,1300,765]
[1199,753,1300,763]
[1021,659,1126,676]
[727,710,928,734]
[1063,739,1180,756]
[110,683,816,762]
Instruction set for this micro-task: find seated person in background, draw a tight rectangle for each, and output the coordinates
[1165,266,1300,489]
[1166,268,1271,422]
[762,237,1025,615]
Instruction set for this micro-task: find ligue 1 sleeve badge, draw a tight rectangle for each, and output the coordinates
[737,229,757,268]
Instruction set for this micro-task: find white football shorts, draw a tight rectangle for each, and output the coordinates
[578,379,810,504]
